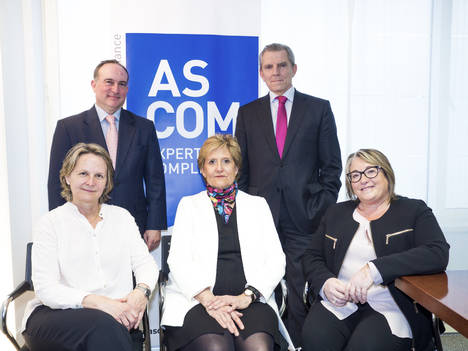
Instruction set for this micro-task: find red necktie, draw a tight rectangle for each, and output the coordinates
[276,96,287,158]
[105,115,118,169]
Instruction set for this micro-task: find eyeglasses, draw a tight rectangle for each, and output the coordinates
[346,166,382,183]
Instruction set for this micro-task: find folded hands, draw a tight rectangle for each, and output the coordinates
[82,287,148,330]
[195,288,253,335]
[323,264,374,306]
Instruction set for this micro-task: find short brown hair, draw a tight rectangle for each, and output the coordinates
[93,59,129,82]
[198,134,242,182]
[60,143,114,203]
[345,148,396,201]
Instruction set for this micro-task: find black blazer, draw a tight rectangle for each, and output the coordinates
[302,197,450,350]
[235,90,342,233]
[47,106,167,233]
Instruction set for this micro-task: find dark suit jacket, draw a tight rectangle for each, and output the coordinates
[47,106,167,234]
[235,90,342,234]
[302,197,450,351]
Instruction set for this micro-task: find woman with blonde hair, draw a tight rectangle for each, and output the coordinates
[161,134,293,351]
[22,143,157,351]
[302,148,449,351]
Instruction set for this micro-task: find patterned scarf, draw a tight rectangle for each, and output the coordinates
[206,182,238,223]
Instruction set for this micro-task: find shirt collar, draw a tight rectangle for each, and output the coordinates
[269,86,295,104]
[65,201,106,219]
[95,104,121,123]
[353,208,370,225]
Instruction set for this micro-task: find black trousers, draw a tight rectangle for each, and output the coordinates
[277,199,310,347]
[302,302,412,351]
[23,305,133,351]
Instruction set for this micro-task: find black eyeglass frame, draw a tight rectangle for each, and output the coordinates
[346,166,383,183]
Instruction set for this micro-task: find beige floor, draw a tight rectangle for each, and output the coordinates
[441,333,468,351]
[441,323,467,351]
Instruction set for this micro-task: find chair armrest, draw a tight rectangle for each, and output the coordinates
[8,281,32,302]
[158,270,168,311]
[1,280,33,351]
[158,269,169,350]
[303,281,316,310]
[279,279,287,317]
[142,308,151,351]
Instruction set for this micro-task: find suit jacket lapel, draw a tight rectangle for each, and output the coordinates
[115,109,136,177]
[84,106,107,147]
[258,95,280,159]
[282,90,306,159]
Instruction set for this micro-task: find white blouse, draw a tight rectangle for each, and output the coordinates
[21,202,158,331]
[320,209,412,338]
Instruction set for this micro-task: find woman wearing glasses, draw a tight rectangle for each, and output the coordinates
[301,149,449,351]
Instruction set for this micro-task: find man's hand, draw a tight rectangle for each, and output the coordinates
[144,230,161,251]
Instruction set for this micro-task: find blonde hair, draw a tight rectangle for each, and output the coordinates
[345,148,396,201]
[198,134,242,182]
[60,143,114,203]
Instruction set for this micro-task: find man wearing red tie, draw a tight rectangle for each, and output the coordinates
[48,60,167,251]
[235,43,342,346]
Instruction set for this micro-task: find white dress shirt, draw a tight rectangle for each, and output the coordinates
[268,86,295,134]
[96,104,121,135]
[320,209,412,338]
[21,202,158,331]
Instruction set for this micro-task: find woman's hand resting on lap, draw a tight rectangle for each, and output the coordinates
[323,278,349,307]
[195,288,250,335]
[82,294,138,330]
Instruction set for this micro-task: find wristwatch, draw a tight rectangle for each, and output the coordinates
[243,288,255,302]
[243,286,259,302]
[135,284,151,299]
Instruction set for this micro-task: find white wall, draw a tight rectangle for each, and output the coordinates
[427,0,468,269]
[0,22,16,351]
[0,0,48,344]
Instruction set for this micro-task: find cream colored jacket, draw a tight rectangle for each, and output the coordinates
[161,190,293,349]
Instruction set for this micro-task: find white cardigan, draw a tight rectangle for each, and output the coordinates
[161,190,293,348]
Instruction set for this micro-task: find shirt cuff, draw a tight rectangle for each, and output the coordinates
[368,262,383,284]
[75,291,92,308]
[319,284,329,302]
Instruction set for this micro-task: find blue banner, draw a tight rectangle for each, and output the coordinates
[126,33,258,226]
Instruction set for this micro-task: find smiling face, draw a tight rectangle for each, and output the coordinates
[65,153,108,208]
[349,157,390,205]
[91,63,128,114]
[260,49,297,95]
[201,146,239,189]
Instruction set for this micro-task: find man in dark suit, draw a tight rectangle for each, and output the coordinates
[235,43,342,345]
[48,59,167,251]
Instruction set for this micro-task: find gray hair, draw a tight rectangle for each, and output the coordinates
[259,43,295,67]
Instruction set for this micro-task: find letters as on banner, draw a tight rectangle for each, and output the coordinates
[126,33,258,226]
